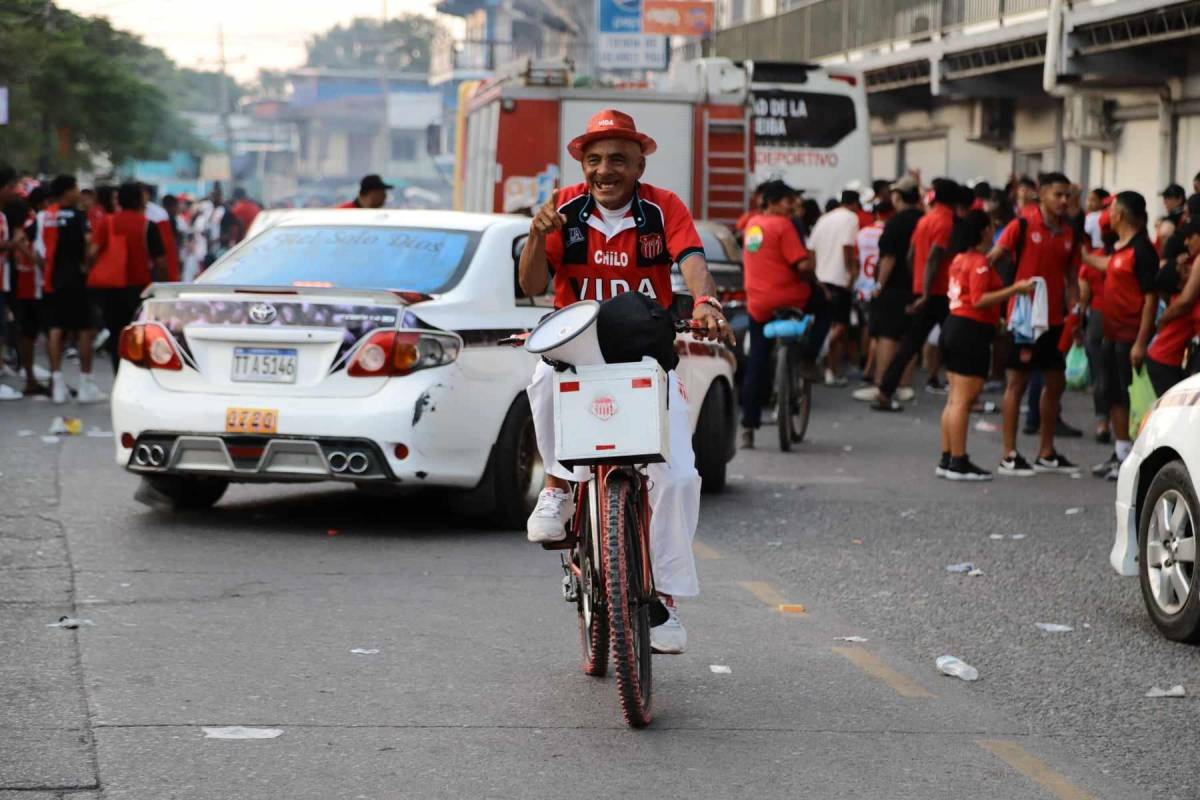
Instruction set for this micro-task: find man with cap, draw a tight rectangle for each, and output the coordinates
[1156,183,1187,251]
[518,108,730,655]
[339,175,392,209]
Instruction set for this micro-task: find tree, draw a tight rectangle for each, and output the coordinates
[0,1,211,173]
[304,15,447,73]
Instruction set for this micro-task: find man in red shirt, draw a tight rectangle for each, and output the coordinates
[987,171,1080,476]
[230,188,261,240]
[871,178,959,411]
[739,179,828,448]
[337,175,391,209]
[517,109,729,654]
[1082,191,1158,480]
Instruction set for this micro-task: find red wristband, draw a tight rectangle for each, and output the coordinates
[696,295,722,312]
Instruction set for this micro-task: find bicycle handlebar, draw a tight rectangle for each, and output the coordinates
[498,320,706,348]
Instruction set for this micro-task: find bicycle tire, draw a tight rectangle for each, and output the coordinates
[602,472,653,728]
[575,487,609,676]
[793,372,812,443]
[775,344,793,453]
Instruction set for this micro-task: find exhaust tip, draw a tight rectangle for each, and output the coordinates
[134,444,151,466]
[347,452,369,474]
[328,451,349,473]
[148,445,166,466]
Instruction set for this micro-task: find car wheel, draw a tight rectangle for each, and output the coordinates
[693,381,728,494]
[491,392,544,530]
[135,475,229,511]
[1138,460,1200,643]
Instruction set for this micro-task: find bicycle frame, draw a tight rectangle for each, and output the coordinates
[566,465,652,595]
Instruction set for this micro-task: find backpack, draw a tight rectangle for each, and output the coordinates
[595,291,679,373]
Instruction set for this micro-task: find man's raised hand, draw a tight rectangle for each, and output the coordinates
[531,195,566,237]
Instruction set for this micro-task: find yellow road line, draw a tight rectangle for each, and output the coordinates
[832,647,935,699]
[976,740,1094,800]
[693,541,723,560]
[738,580,788,607]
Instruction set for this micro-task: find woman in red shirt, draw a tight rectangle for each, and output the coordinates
[1146,221,1200,395]
[939,210,1037,481]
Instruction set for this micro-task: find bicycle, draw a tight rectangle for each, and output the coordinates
[501,307,704,728]
[765,310,814,452]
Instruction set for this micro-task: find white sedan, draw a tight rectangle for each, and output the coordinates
[1111,372,1200,641]
[110,209,737,522]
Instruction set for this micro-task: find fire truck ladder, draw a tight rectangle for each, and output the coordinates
[701,109,751,227]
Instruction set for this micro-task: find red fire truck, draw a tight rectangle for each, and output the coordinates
[453,59,870,227]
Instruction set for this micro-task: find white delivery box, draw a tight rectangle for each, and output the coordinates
[554,357,669,469]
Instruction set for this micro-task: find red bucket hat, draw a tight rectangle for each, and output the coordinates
[567,109,657,161]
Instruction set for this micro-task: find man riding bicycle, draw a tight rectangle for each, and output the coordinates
[517,108,730,655]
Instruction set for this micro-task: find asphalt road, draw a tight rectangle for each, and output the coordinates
[1,362,1194,799]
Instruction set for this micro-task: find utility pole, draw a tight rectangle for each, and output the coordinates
[379,0,391,176]
[218,24,235,161]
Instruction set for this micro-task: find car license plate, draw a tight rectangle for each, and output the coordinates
[232,347,297,383]
[225,408,278,434]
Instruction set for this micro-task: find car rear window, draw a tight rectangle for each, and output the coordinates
[200,225,480,293]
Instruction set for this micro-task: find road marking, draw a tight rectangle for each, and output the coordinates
[778,603,806,614]
[976,740,1094,800]
[832,647,935,699]
[693,541,722,560]
[738,580,788,607]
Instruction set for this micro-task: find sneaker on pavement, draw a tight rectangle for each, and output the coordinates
[851,386,877,402]
[526,488,573,543]
[0,365,20,379]
[0,384,23,401]
[33,364,51,381]
[945,455,993,482]
[925,379,947,395]
[76,376,108,404]
[998,451,1036,477]
[50,373,68,405]
[64,346,79,362]
[740,427,755,449]
[896,386,916,403]
[1055,417,1083,438]
[871,396,902,412]
[935,452,950,478]
[1104,463,1121,481]
[824,369,848,387]
[650,595,687,654]
[1092,453,1119,478]
[1033,451,1079,474]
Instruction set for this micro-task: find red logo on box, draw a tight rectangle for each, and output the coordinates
[590,395,618,421]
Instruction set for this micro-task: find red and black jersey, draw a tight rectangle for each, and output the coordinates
[14,212,43,300]
[545,182,704,309]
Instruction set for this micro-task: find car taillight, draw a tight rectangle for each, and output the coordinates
[348,330,460,377]
[118,323,182,370]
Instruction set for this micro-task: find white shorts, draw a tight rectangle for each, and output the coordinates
[526,360,700,597]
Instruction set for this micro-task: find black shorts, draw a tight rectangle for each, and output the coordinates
[46,288,93,332]
[1146,357,1185,397]
[823,284,853,326]
[1100,339,1134,409]
[940,315,994,379]
[1006,326,1066,372]
[13,298,46,336]
[869,288,912,340]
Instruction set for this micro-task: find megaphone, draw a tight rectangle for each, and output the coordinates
[525,300,605,367]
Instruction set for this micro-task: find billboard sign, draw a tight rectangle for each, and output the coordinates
[598,0,643,33]
[642,0,713,35]
[597,33,668,69]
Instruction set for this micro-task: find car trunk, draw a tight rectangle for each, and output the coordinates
[138,287,416,398]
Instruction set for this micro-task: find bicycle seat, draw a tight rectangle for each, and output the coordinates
[764,314,813,340]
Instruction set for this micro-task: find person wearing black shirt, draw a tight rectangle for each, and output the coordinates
[45,175,104,404]
[854,176,923,402]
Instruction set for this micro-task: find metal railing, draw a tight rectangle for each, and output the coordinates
[713,0,1052,63]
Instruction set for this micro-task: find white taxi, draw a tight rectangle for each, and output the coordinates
[111,210,737,522]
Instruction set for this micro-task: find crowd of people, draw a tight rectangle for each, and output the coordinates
[0,168,263,403]
[736,168,1200,482]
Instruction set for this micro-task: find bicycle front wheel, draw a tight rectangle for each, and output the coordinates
[602,472,653,728]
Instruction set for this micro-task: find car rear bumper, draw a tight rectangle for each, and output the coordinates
[110,365,487,487]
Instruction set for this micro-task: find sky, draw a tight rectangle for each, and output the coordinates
[57,0,458,81]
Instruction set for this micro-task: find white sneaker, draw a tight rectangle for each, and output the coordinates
[851,386,877,402]
[0,384,23,401]
[526,488,573,543]
[650,596,687,654]
[896,387,916,403]
[76,376,108,404]
[0,365,19,379]
[33,364,51,381]
[824,369,848,387]
[50,372,68,405]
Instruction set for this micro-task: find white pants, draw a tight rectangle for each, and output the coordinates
[527,360,701,598]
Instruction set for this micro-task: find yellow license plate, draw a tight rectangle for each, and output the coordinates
[225,408,278,434]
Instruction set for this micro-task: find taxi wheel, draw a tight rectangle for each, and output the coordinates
[1138,461,1200,643]
[694,382,729,494]
[136,475,229,511]
[492,392,543,530]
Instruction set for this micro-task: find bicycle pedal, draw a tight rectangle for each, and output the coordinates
[540,536,577,551]
[561,575,578,603]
